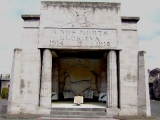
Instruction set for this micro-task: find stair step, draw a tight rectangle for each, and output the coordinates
[46,115,112,118]
[41,115,114,120]
[51,107,106,112]
[50,110,106,116]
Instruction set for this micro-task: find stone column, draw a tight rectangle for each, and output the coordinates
[106,50,119,115]
[40,49,52,108]
[7,49,22,114]
[138,51,151,116]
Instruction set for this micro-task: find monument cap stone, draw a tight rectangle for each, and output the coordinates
[21,15,40,20]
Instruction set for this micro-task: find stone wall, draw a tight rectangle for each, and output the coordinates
[8,18,41,114]
[38,2,121,49]
[20,20,41,113]
[119,19,139,115]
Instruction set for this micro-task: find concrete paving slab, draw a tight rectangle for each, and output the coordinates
[150,100,160,117]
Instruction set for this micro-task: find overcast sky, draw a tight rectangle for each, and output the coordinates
[0,0,160,73]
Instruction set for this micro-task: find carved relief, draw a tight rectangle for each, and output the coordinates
[39,2,119,49]
[61,7,98,27]
[59,59,100,98]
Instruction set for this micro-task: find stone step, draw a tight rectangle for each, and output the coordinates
[51,107,106,112]
[40,115,115,120]
[51,110,106,115]
[50,110,106,116]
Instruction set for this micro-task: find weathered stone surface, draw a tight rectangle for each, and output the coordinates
[23,21,40,28]
[38,1,121,49]
[106,108,120,116]
[7,49,22,114]
[138,51,151,116]
[119,30,139,116]
[19,27,41,113]
[40,49,52,108]
[41,28,117,49]
[107,51,118,108]
[121,16,139,30]
[8,24,41,114]
[121,22,138,30]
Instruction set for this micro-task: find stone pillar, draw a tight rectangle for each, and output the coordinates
[7,49,22,114]
[40,49,52,108]
[106,50,119,115]
[138,51,151,116]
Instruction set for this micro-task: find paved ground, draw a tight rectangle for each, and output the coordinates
[150,100,160,117]
[0,99,7,109]
[0,99,159,119]
[0,99,7,114]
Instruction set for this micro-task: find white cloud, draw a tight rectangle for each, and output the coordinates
[1,0,160,73]
[139,36,160,57]
[0,0,40,74]
[138,18,159,36]
[139,35,160,69]
[120,0,160,70]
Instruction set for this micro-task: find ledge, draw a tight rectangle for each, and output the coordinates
[121,16,140,23]
[21,14,40,20]
[41,1,121,7]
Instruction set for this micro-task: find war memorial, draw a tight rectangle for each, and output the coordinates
[7,1,151,117]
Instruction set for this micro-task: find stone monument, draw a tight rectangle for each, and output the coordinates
[7,1,150,116]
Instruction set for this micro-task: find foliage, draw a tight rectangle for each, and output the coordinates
[5,74,10,78]
[1,87,8,99]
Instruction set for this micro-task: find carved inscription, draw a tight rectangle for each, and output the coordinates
[42,28,117,48]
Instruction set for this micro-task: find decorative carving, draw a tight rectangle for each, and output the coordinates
[61,7,98,27]
[61,59,98,97]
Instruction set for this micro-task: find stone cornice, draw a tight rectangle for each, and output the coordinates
[21,15,40,20]
[121,16,140,23]
[41,1,121,10]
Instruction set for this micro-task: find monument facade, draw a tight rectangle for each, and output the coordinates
[7,1,151,116]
